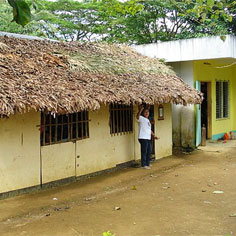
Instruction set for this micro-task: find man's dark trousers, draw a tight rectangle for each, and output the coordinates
[138,139,152,167]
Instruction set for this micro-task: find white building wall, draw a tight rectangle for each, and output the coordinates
[170,62,195,148]
[133,35,236,62]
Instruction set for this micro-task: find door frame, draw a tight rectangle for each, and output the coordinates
[200,81,212,140]
[195,81,201,146]
[151,105,155,158]
[196,81,212,145]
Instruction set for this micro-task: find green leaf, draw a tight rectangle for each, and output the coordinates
[216,1,223,9]
[201,12,206,21]
[207,0,214,8]
[8,0,31,26]
[103,231,115,236]
[228,15,233,22]
[220,35,226,42]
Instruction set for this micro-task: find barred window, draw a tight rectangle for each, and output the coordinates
[216,81,229,119]
[109,104,133,135]
[40,111,89,146]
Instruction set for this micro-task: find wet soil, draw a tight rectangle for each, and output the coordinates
[1,141,236,236]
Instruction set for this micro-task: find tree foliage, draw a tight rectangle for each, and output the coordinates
[3,0,143,27]
[1,0,236,44]
[101,0,232,44]
[0,0,46,37]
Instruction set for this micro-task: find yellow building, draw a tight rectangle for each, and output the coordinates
[0,33,202,197]
[194,60,236,141]
[134,35,236,147]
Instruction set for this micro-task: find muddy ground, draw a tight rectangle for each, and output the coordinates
[1,141,236,236]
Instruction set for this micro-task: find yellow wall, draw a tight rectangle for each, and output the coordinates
[134,104,172,160]
[75,105,135,177]
[233,67,236,131]
[0,104,173,193]
[0,111,40,193]
[42,105,135,182]
[42,104,173,183]
[155,103,172,159]
[194,60,236,138]
[41,142,76,183]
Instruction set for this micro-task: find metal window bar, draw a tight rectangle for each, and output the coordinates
[41,111,89,146]
[81,111,84,139]
[86,111,89,137]
[124,106,128,133]
[112,104,115,135]
[82,111,85,138]
[43,113,46,146]
[85,111,87,137]
[55,116,58,144]
[124,105,129,133]
[127,106,130,133]
[109,104,133,135]
[123,106,125,133]
[61,115,64,141]
[118,105,121,134]
[70,114,73,140]
[84,111,87,138]
[223,81,229,118]
[109,105,112,135]
[127,108,129,132]
[131,105,133,131]
[119,105,121,134]
[120,105,122,134]
[60,115,63,142]
[115,106,117,134]
[68,114,70,140]
[76,112,78,139]
[49,114,51,145]
[216,81,222,119]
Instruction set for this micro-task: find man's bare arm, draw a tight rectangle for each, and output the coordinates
[136,105,144,120]
[151,131,159,140]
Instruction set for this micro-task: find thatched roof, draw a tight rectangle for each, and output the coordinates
[0,34,202,117]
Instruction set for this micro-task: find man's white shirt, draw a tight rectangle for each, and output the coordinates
[137,116,151,140]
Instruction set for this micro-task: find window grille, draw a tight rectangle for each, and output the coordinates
[40,111,89,146]
[109,104,133,135]
[216,81,229,119]
[216,81,222,119]
[223,82,229,118]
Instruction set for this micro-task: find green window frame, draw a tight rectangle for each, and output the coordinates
[216,81,229,119]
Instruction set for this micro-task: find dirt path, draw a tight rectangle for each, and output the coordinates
[1,141,236,236]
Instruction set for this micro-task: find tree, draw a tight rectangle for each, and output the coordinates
[3,0,143,27]
[5,0,235,28]
[87,0,232,44]
[0,0,47,37]
[1,0,236,44]
[33,0,107,41]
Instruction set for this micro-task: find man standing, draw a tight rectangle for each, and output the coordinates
[136,105,159,169]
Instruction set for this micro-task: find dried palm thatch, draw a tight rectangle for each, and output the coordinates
[0,35,202,117]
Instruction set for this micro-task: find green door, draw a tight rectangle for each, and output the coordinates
[195,81,201,147]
